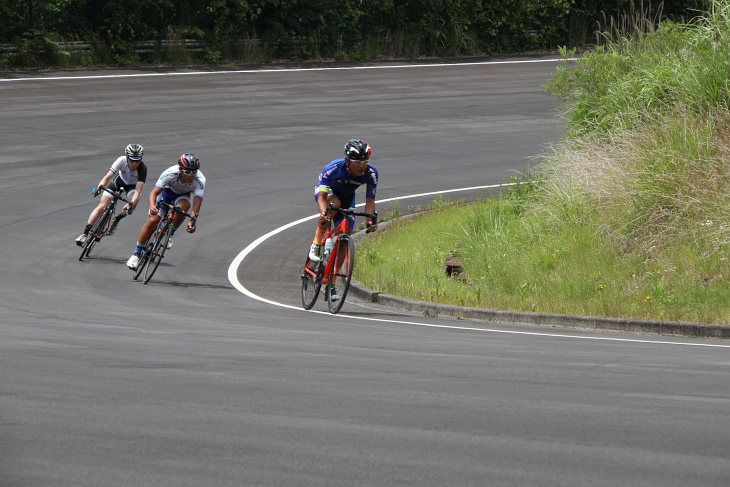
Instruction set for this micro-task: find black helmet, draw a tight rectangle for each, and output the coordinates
[178,153,200,172]
[125,143,144,160]
[344,139,371,161]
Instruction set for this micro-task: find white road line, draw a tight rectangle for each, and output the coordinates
[0,58,574,82]
[227,185,730,349]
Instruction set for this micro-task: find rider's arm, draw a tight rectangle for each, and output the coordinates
[316,161,339,222]
[129,181,144,211]
[363,166,378,231]
[98,169,115,189]
[364,197,377,232]
[148,186,162,215]
[317,188,331,220]
[191,197,202,220]
[187,197,203,232]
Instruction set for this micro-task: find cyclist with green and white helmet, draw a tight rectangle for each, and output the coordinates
[75,144,148,246]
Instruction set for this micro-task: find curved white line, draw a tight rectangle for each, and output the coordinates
[227,185,730,348]
[0,57,575,82]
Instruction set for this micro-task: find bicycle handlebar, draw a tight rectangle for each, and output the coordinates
[326,202,378,229]
[158,200,198,224]
[96,185,132,205]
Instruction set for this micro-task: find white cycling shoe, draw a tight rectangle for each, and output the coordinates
[75,234,87,246]
[308,243,322,262]
[126,255,140,270]
[166,236,173,250]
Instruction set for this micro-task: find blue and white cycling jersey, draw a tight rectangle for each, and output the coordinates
[313,158,378,201]
[155,165,206,199]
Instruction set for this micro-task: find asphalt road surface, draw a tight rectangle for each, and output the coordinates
[2,56,729,486]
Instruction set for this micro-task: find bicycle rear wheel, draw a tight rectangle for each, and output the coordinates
[327,234,354,314]
[143,225,171,284]
[79,211,110,261]
[301,257,323,310]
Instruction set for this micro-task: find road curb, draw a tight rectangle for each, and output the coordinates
[349,221,730,340]
[348,280,730,339]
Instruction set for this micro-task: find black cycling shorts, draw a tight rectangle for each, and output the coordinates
[108,174,136,195]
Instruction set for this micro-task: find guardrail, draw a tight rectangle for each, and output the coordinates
[0,39,220,57]
[1,37,399,58]
[0,44,18,57]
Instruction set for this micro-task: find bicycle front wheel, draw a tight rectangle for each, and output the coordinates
[301,257,322,310]
[327,234,354,314]
[132,242,152,280]
[143,225,171,284]
[79,211,110,261]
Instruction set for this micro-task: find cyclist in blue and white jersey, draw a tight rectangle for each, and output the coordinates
[126,154,206,270]
[309,139,379,298]
[75,144,147,246]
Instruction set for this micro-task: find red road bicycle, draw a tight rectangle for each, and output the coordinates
[301,203,377,314]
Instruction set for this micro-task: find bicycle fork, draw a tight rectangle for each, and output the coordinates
[151,224,166,257]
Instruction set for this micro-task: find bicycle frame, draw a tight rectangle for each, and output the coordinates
[301,202,377,312]
[317,218,349,287]
[95,187,131,233]
[147,201,197,249]
[80,186,131,261]
[134,200,197,283]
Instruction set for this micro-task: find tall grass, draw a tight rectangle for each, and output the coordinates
[546,1,729,138]
[356,0,730,324]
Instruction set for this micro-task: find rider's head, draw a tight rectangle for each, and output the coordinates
[344,139,371,176]
[125,144,143,166]
[178,153,200,182]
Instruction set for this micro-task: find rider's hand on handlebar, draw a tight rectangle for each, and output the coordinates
[149,204,158,216]
[366,221,378,233]
[91,186,102,196]
[319,210,331,223]
[187,219,196,233]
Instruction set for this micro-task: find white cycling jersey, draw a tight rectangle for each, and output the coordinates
[110,156,147,185]
[155,165,206,199]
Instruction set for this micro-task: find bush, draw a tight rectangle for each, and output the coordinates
[1,1,710,68]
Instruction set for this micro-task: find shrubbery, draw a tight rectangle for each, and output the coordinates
[0,1,709,68]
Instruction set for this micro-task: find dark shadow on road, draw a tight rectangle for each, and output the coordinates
[79,255,130,265]
[144,280,234,290]
[81,255,175,268]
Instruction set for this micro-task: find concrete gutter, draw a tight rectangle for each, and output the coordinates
[349,220,730,340]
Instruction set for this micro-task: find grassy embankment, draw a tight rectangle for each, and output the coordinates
[355,0,730,324]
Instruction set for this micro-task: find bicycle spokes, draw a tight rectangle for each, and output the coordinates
[301,257,323,310]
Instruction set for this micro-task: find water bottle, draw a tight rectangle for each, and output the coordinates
[323,238,334,263]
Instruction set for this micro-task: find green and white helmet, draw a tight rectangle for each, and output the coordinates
[125,144,144,161]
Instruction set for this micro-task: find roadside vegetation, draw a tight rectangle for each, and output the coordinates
[0,1,704,70]
[356,0,730,324]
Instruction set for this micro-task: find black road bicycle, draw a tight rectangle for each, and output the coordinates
[301,203,377,314]
[133,201,196,284]
[79,186,131,261]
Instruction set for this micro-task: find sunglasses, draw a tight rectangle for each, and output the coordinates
[350,159,368,165]
[181,169,197,175]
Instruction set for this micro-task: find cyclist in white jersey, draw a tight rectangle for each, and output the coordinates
[75,144,147,246]
[126,154,206,270]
